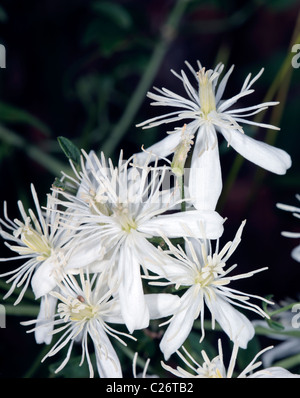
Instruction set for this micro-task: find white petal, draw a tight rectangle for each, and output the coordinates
[66,240,106,271]
[249,367,300,378]
[139,210,224,240]
[134,130,182,164]
[291,244,300,262]
[133,235,170,276]
[205,293,255,349]
[94,322,123,378]
[118,242,149,333]
[159,287,202,360]
[31,258,58,298]
[189,129,223,210]
[145,293,180,319]
[221,128,292,175]
[34,294,57,344]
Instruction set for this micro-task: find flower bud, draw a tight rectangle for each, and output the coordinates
[171,125,194,177]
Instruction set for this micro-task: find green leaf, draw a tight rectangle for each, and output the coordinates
[57,136,81,170]
[266,318,285,331]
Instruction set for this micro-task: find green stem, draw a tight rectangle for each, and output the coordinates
[178,175,186,212]
[269,302,300,318]
[100,0,191,158]
[4,304,39,317]
[272,353,300,370]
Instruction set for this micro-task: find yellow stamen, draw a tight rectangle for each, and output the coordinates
[197,68,217,117]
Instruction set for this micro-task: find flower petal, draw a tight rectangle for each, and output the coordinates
[145,293,180,320]
[117,241,149,333]
[31,258,58,299]
[291,244,300,262]
[34,294,57,344]
[205,293,255,349]
[134,130,182,164]
[189,128,223,210]
[220,127,292,175]
[249,367,300,378]
[139,209,224,240]
[159,287,202,360]
[94,322,123,378]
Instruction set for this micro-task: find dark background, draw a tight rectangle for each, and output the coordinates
[0,0,299,378]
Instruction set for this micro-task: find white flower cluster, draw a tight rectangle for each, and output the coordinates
[0,60,298,378]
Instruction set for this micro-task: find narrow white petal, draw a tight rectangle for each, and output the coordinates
[31,258,58,299]
[205,293,255,348]
[34,294,57,344]
[159,287,201,360]
[221,128,292,175]
[189,129,223,210]
[118,242,149,333]
[249,367,300,378]
[291,245,300,262]
[94,323,123,378]
[145,293,180,320]
[139,210,224,240]
[134,130,182,164]
[66,240,106,270]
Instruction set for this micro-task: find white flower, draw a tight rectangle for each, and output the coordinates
[0,185,72,303]
[151,220,271,360]
[161,339,300,378]
[23,270,131,378]
[136,61,291,210]
[22,269,180,378]
[276,194,300,262]
[52,150,224,333]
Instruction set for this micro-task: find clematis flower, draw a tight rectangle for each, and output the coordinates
[51,150,224,333]
[161,339,300,378]
[151,220,271,360]
[0,185,69,303]
[276,194,300,262]
[0,184,100,303]
[22,269,180,378]
[136,61,291,210]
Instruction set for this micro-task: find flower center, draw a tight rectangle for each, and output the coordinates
[65,296,98,322]
[84,188,112,217]
[14,221,52,261]
[199,365,224,378]
[197,68,217,117]
[194,267,215,287]
[114,204,137,233]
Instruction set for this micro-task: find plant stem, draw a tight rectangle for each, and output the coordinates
[4,304,39,317]
[178,175,186,212]
[269,302,300,317]
[273,353,300,370]
[100,0,191,158]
